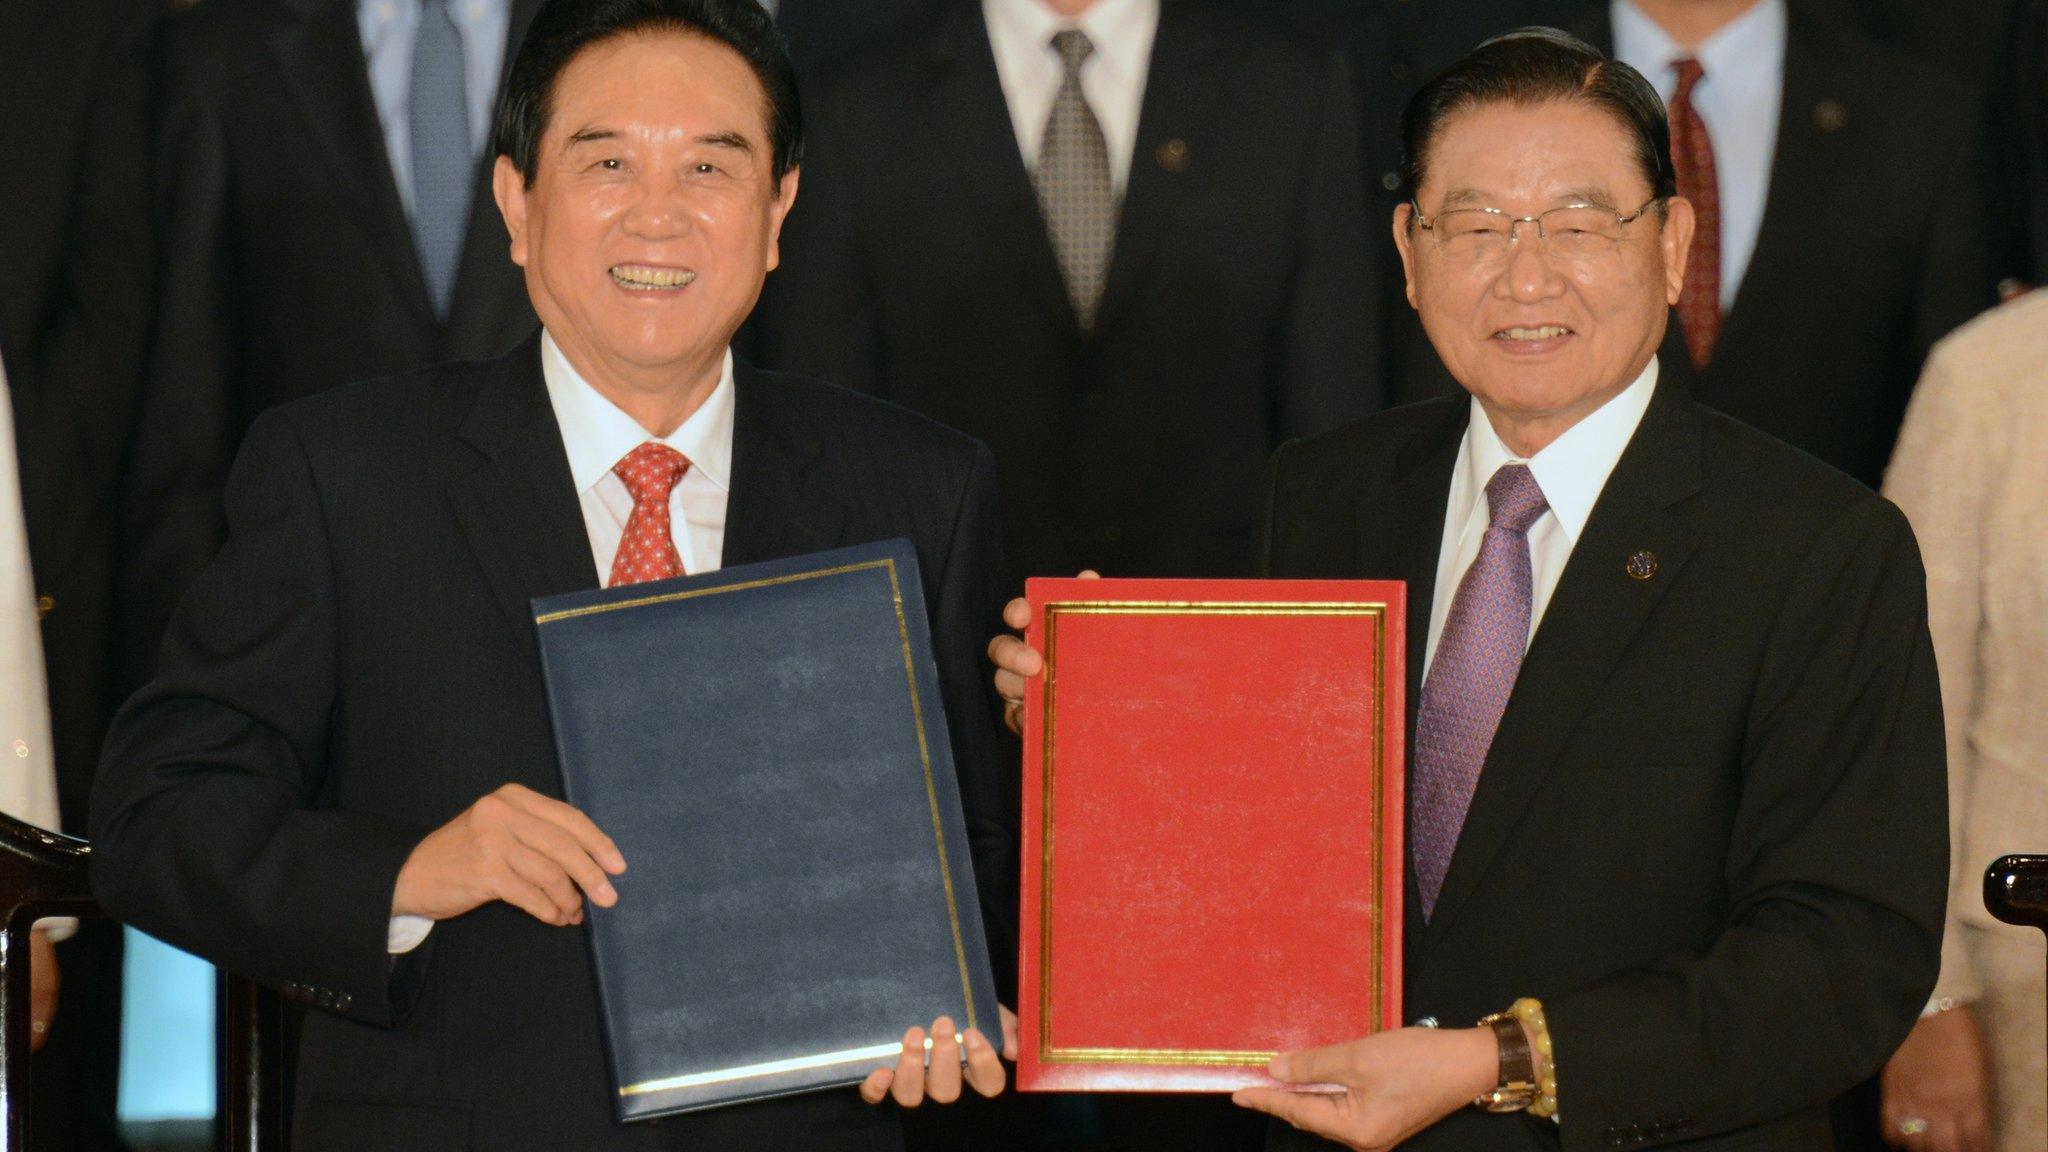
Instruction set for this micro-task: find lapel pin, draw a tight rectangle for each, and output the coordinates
[1814,100,1848,133]
[1626,551,1658,581]
[1156,139,1190,173]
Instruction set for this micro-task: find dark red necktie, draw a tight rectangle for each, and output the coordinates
[609,442,690,588]
[1669,58,1722,370]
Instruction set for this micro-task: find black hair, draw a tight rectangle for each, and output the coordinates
[1399,27,1675,211]
[495,0,802,187]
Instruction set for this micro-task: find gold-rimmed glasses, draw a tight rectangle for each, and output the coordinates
[1411,197,1665,264]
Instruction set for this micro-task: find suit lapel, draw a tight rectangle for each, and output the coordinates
[1351,405,1462,971]
[449,336,597,649]
[1419,379,1705,958]
[921,4,1082,334]
[721,363,842,567]
[269,0,439,329]
[1091,2,1227,336]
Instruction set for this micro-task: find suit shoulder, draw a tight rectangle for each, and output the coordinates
[1694,404,1912,545]
[263,358,492,451]
[743,366,989,468]
[1275,397,1466,484]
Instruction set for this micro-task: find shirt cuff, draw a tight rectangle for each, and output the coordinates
[387,915,434,954]
[31,917,77,943]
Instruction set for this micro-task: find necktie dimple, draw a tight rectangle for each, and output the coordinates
[609,442,691,588]
[1412,463,1548,919]
[1669,57,1722,370]
[1033,29,1117,332]
[410,0,472,318]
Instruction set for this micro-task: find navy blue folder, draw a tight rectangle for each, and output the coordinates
[532,539,1000,1120]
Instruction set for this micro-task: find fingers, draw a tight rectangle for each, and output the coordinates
[1002,596,1030,630]
[987,633,1043,680]
[891,1026,927,1107]
[1269,1043,1348,1087]
[925,1017,963,1103]
[859,1067,894,1105]
[504,842,583,923]
[511,813,620,908]
[493,866,576,927]
[962,1028,1007,1097]
[498,784,626,873]
[1232,1087,1346,1139]
[998,1004,1019,1061]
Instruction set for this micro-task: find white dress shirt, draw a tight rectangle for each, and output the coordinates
[388,330,738,953]
[1422,359,1659,680]
[982,0,1160,194]
[1612,0,1786,311]
[0,360,76,940]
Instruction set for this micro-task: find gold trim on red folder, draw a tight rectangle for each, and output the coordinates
[535,558,980,1093]
[1037,601,1389,1066]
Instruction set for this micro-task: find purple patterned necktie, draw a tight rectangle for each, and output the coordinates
[1413,463,1549,918]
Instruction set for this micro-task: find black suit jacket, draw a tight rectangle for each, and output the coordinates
[120,0,543,683]
[0,0,158,832]
[1382,3,2001,489]
[772,0,942,78]
[90,339,1019,1152]
[1262,382,1945,1151]
[755,0,1381,582]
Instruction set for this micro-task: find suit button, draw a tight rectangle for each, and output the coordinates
[335,993,353,1011]
[1604,1128,1626,1148]
[1380,171,1402,193]
[35,595,53,619]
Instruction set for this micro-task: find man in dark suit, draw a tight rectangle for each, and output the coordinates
[991,29,1946,1150]
[92,2,1017,1148]
[121,0,547,682]
[0,0,160,1147]
[752,0,1381,583]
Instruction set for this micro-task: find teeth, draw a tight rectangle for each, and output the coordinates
[1499,326,1569,340]
[610,266,697,289]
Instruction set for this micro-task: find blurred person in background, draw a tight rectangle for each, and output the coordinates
[1411,0,2004,489]
[754,0,1382,593]
[0,0,162,1147]
[1880,288,2048,1152]
[120,0,547,683]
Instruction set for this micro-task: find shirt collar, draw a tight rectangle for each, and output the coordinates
[540,330,735,497]
[983,0,1158,90]
[1459,357,1659,545]
[1612,0,1786,109]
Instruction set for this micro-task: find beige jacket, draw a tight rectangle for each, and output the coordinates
[1885,290,2048,1144]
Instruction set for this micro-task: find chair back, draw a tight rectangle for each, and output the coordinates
[0,812,284,1151]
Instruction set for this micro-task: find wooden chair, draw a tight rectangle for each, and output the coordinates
[0,812,284,1151]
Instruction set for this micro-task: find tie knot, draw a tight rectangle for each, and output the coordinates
[614,442,690,506]
[1050,29,1094,75]
[1672,57,1706,101]
[1484,464,1548,534]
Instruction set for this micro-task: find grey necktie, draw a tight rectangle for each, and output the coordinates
[410,0,472,317]
[1411,464,1548,918]
[1033,30,1116,331]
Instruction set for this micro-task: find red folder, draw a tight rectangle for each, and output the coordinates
[1017,578,1405,1093]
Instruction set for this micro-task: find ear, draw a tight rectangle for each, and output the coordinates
[493,155,531,269]
[1391,202,1420,310]
[1658,195,1696,306]
[764,165,801,274]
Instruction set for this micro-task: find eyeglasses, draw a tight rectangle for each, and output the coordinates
[1411,198,1665,264]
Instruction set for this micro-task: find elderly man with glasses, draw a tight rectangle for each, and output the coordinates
[990,27,1947,1152]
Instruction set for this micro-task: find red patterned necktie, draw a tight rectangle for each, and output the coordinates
[1669,57,1722,370]
[608,442,691,588]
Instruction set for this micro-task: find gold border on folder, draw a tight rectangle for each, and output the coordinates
[1038,600,1388,1066]
[536,558,980,1096]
